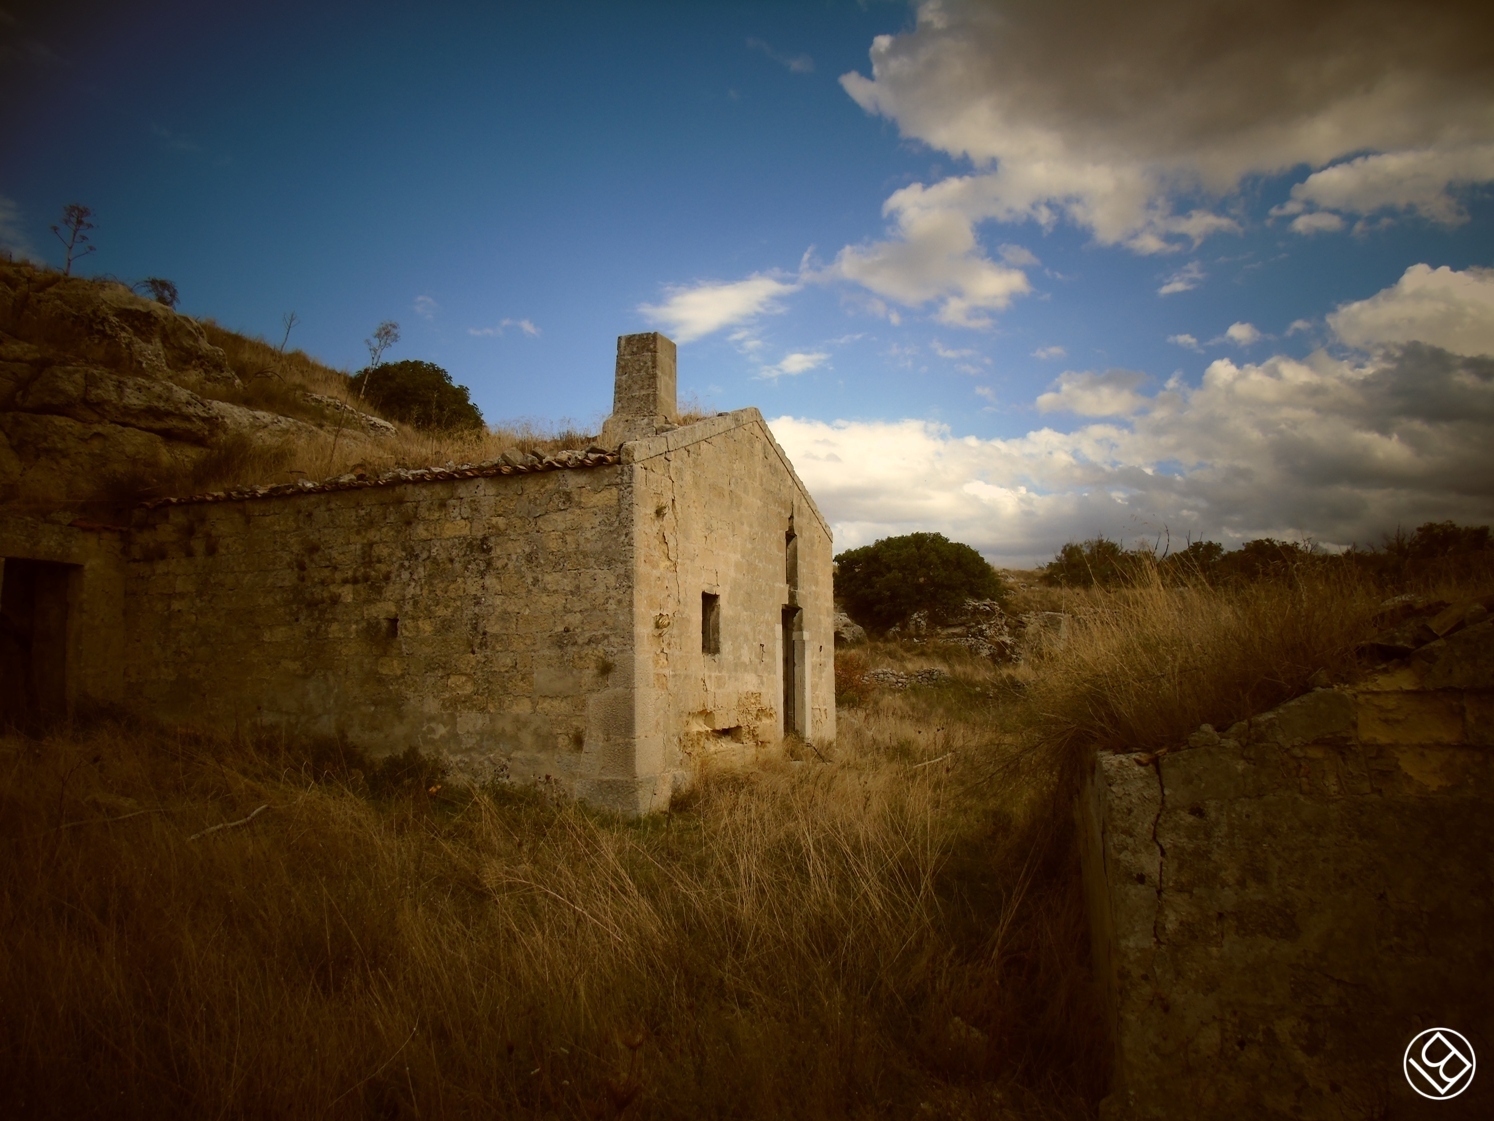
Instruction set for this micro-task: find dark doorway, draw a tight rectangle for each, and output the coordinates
[781,605,801,736]
[1,559,75,726]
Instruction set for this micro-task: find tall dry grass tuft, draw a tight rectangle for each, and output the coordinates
[0,697,1104,1120]
[1019,564,1392,788]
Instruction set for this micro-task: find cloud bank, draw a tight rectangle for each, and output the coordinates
[841,0,1494,251]
[772,264,1494,565]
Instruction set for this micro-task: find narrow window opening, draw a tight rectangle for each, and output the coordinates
[701,592,721,655]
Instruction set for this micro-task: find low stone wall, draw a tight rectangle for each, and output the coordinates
[1080,616,1493,1119]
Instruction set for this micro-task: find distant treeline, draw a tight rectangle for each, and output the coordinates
[1041,521,1493,588]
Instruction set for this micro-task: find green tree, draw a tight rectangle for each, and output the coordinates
[834,532,1005,631]
[1391,521,1491,559]
[1040,537,1139,587]
[348,359,484,431]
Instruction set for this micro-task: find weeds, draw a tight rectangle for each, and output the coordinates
[11,561,1479,1117]
[0,678,1102,1120]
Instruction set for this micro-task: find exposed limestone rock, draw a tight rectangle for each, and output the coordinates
[0,264,235,386]
[302,392,398,436]
[833,610,866,647]
[885,598,1018,660]
[0,258,395,510]
[16,365,224,443]
[0,411,188,507]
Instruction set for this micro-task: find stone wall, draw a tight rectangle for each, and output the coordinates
[1080,616,1494,1118]
[627,408,836,800]
[124,465,639,805]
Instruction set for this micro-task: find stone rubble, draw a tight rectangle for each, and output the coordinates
[861,667,952,690]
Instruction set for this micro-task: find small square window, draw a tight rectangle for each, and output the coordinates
[702,592,721,655]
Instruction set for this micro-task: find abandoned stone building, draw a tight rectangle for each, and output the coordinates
[0,332,835,813]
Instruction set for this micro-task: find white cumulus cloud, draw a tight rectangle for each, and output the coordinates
[1329,264,1494,356]
[1036,370,1150,417]
[1158,261,1205,295]
[825,194,1030,328]
[640,273,799,343]
[413,295,438,320]
[1278,145,1494,229]
[468,317,540,338]
[774,345,1494,565]
[839,0,1494,254]
[1288,211,1346,235]
[1223,322,1262,347]
[771,255,1494,565]
[759,351,829,380]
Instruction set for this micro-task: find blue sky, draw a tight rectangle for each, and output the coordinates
[4,0,1493,563]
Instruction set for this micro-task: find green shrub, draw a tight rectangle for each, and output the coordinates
[835,532,1006,631]
[349,359,484,431]
[1040,537,1139,587]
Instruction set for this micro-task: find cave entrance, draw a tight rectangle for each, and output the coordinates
[0,558,77,727]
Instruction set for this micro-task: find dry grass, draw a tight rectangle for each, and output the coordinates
[12,566,1487,1117]
[0,684,1102,1121]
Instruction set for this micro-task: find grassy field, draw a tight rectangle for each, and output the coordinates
[2,562,1486,1119]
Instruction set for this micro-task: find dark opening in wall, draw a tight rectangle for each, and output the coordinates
[0,558,75,726]
[702,592,721,655]
[781,605,801,735]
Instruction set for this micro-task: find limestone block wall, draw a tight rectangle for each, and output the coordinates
[1080,618,1494,1119]
[124,467,639,806]
[626,409,835,805]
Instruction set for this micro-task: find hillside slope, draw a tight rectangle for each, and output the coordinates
[0,260,411,514]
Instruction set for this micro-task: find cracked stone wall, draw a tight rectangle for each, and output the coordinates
[1080,618,1494,1119]
[625,408,835,800]
[124,467,640,807]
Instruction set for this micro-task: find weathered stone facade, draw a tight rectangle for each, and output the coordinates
[1080,614,1493,1119]
[1,333,835,813]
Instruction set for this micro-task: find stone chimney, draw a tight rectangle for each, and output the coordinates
[600,332,678,446]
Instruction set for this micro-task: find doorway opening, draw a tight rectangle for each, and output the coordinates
[781,605,802,737]
[1,559,76,727]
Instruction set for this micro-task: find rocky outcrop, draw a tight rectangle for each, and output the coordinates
[886,598,1018,660]
[833,610,867,647]
[1,265,235,387]
[1081,601,1494,1119]
[0,260,391,510]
